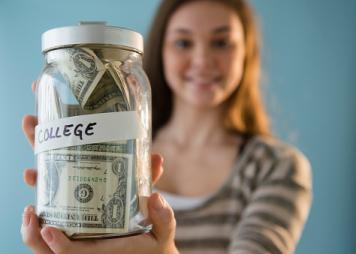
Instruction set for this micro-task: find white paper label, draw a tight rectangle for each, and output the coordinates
[35,111,142,154]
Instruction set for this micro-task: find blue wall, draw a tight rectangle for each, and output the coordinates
[250,1,356,253]
[0,0,355,253]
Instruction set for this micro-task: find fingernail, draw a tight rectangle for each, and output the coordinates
[42,228,53,243]
[24,205,34,213]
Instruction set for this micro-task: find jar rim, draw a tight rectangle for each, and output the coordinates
[42,22,143,54]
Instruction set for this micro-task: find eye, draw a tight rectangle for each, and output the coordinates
[211,39,230,49]
[174,39,192,49]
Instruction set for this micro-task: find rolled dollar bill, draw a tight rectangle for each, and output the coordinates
[83,70,128,112]
[46,47,106,109]
[107,61,131,110]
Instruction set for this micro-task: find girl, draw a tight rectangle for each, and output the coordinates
[21,0,312,253]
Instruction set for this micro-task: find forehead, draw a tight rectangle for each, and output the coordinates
[166,0,244,35]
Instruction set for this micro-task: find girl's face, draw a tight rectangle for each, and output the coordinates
[163,0,246,109]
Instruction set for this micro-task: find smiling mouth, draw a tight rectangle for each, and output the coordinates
[185,76,222,86]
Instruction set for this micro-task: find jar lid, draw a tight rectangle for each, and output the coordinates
[41,22,143,53]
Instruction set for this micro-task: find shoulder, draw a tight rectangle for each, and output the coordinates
[251,136,310,166]
[243,135,312,188]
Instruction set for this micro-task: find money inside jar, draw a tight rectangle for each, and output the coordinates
[35,22,152,238]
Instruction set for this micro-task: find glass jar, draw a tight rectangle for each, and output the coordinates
[34,22,152,238]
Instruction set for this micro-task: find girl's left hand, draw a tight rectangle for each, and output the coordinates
[21,192,178,254]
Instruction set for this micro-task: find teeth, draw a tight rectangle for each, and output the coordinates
[185,75,220,84]
[187,78,216,82]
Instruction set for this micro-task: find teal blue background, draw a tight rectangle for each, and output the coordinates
[0,0,355,253]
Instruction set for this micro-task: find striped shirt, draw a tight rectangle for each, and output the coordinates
[170,136,312,254]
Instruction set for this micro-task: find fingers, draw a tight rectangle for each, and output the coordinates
[148,193,176,244]
[32,80,37,92]
[22,114,37,148]
[41,227,81,254]
[21,204,88,254]
[151,154,164,185]
[93,234,149,254]
[23,168,37,187]
[21,205,53,254]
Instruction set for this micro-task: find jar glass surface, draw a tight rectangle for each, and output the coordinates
[35,45,152,238]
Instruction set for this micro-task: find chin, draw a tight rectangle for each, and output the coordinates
[186,95,223,109]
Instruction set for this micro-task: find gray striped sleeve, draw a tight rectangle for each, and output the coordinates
[228,143,312,254]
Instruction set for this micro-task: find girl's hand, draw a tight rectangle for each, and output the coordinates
[21,192,178,254]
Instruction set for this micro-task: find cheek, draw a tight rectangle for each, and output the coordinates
[163,49,187,85]
[221,52,245,89]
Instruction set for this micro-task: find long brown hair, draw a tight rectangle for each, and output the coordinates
[144,0,271,138]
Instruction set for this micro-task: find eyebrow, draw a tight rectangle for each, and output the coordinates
[212,26,230,34]
[169,25,231,34]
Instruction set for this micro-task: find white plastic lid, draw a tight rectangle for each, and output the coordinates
[41,22,143,53]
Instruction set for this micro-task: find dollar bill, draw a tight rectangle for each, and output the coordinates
[63,104,84,117]
[46,47,106,109]
[107,61,131,110]
[61,69,129,115]
[37,149,133,235]
[83,70,128,112]
[46,48,132,114]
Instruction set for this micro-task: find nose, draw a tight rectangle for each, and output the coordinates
[191,44,214,70]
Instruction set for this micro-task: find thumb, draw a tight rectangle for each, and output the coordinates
[148,192,176,243]
[41,226,73,253]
